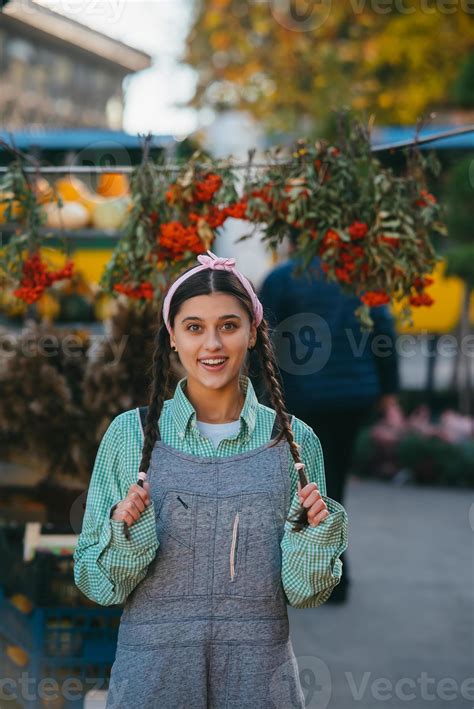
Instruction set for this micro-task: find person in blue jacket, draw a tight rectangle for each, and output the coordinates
[254,231,401,602]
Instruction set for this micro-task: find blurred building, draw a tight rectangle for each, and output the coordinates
[0,0,151,130]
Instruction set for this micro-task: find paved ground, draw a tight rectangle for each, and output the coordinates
[288,477,474,709]
[1,477,471,709]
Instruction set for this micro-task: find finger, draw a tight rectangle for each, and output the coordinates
[112,503,128,521]
[142,482,151,505]
[127,497,145,516]
[127,491,146,513]
[130,484,150,506]
[123,511,135,527]
[129,483,149,505]
[308,498,327,520]
[309,507,330,527]
[124,501,142,520]
[299,482,318,502]
[115,508,132,525]
[302,489,322,509]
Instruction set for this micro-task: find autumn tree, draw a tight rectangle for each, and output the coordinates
[185,0,474,135]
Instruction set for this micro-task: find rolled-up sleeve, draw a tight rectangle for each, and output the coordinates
[281,423,349,608]
[73,415,159,606]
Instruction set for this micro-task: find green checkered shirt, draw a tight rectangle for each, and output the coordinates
[73,375,348,608]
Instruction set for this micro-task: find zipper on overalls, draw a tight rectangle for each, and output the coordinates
[230,511,240,581]
[177,495,189,509]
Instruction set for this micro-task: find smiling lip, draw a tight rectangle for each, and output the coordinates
[199,358,228,372]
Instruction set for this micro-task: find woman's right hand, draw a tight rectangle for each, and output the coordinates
[111,482,152,528]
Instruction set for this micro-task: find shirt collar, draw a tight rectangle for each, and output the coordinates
[171,374,259,442]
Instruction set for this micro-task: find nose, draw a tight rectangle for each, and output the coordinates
[202,327,224,351]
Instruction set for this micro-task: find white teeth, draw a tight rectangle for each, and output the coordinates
[201,359,226,365]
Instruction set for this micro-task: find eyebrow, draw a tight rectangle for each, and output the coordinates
[181,314,242,324]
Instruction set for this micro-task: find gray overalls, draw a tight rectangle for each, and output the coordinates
[106,415,306,709]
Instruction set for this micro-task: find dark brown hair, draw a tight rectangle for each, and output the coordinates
[139,266,310,531]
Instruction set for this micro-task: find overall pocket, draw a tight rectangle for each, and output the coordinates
[144,490,196,599]
[229,492,281,600]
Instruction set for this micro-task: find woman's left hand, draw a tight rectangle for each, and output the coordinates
[298,482,330,527]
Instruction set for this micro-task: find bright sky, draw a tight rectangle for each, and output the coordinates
[36,0,200,138]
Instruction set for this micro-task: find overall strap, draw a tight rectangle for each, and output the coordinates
[138,406,161,441]
[138,406,292,443]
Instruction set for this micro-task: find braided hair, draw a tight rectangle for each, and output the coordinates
[139,266,310,532]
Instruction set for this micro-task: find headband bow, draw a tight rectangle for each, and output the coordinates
[197,253,236,270]
[162,250,263,334]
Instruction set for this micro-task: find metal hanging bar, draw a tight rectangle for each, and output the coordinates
[370,125,474,152]
[0,126,472,174]
[0,162,288,174]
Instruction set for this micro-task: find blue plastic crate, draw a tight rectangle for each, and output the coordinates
[0,587,122,708]
[0,527,89,608]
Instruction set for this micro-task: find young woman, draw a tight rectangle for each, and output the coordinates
[74,250,348,709]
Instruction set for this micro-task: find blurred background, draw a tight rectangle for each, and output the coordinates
[0,1,472,707]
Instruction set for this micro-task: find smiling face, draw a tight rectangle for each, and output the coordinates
[169,292,257,391]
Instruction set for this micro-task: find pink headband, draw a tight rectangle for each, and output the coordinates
[162,250,264,334]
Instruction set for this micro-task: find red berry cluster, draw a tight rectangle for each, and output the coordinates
[13,252,74,304]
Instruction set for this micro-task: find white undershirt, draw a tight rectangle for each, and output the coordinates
[195,419,241,449]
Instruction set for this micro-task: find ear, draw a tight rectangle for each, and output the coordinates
[169,328,175,350]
